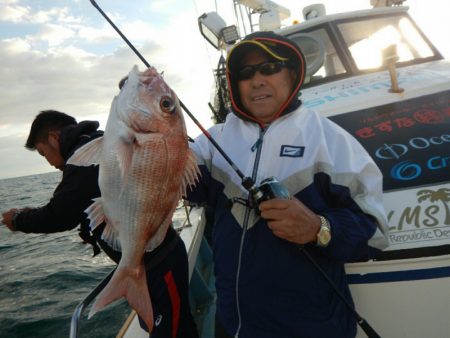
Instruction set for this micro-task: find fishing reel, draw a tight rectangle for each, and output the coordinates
[257,176,290,202]
[239,176,290,210]
[228,177,290,210]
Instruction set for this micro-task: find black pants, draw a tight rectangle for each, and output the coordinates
[96,226,198,338]
[141,230,198,338]
[215,316,233,338]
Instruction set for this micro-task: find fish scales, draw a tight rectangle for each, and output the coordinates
[68,65,199,332]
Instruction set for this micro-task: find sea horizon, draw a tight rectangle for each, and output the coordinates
[0,172,130,338]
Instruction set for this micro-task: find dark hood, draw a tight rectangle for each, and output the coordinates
[226,31,306,126]
[59,120,103,161]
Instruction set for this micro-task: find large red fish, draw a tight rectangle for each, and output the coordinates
[68,66,199,331]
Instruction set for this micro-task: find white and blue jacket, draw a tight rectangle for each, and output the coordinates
[187,106,388,338]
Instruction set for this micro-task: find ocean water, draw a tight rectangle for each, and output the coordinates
[0,172,131,338]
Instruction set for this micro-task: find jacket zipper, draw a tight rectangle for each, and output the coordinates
[234,126,267,337]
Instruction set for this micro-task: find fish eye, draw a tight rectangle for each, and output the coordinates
[160,96,176,114]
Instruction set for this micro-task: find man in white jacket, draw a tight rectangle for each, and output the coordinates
[186,31,389,338]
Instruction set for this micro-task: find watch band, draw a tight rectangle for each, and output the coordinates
[316,215,331,247]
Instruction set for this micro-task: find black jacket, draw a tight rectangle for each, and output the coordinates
[15,121,102,238]
[13,121,198,337]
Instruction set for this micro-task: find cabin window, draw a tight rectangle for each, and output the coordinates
[289,28,346,84]
[338,16,434,71]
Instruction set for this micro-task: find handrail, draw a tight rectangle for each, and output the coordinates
[69,267,116,338]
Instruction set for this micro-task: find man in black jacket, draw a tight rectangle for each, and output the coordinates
[2,110,102,251]
[1,110,198,338]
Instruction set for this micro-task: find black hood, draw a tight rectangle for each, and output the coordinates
[59,120,102,161]
[226,31,306,126]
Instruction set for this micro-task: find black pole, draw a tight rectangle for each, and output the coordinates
[89,0,261,197]
[89,4,381,336]
[89,0,150,68]
[301,247,381,338]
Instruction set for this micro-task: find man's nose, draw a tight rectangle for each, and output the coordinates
[250,71,267,86]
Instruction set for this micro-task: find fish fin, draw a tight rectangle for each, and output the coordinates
[181,149,201,197]
[85,198,121,250]
[88,264,154,332]
[85,198,105,231]
[101,222,122,251]
[67,137,104,166]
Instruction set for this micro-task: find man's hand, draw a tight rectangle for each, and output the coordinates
[1,208,19,231]
[259,198,321,245]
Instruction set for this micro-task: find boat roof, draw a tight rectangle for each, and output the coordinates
[278,6,410,35]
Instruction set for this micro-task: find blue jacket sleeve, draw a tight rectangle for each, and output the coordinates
[303,170,386,263]
[321,209,381,262]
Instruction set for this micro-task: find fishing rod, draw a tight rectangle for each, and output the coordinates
[89,2,382,337]
[89,0,265,202]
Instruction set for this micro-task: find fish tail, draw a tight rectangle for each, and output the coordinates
[89,264,154,331]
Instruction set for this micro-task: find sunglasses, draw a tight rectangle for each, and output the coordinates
[237,61,289,81]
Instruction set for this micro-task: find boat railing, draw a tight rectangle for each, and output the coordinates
[69,207,215,338]
[69,268,116,338]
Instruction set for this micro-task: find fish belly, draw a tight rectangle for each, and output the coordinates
[89,135,188,332]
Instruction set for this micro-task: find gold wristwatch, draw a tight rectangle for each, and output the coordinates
[316,215,331,247]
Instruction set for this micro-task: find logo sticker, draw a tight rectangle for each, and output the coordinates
[155,314,163,327]
[280,145,305,158]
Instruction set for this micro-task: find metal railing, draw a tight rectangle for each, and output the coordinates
[69,268,116,338]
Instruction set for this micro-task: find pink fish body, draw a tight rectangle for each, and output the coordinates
[68,66,199,331]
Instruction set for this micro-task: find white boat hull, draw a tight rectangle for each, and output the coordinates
[347,255,450,338]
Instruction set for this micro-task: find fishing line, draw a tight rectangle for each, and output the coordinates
[89,3,382,336]
[300,246,381,338]
[89,0,264,201]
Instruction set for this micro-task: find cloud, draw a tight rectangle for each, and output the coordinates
[0,133,54,179]
[0,2,78,25]
[0,0,216,178]
[0,1,29,22]
[38,23,76,46]
[0,39,139,178]
[0,1,213,110]
[78,25,117,42]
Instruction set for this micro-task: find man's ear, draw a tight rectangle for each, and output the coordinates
[289,69,298,83]
[47,131,60,147]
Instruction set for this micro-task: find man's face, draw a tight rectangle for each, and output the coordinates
[237,50,296,124]
[35,132,65,170]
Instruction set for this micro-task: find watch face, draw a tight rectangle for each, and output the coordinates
[318,229,331,246]
[317,216,331,247]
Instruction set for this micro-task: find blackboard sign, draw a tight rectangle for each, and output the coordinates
[329,91,450,191]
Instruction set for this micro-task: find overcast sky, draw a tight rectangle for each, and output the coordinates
[0,0,448,180]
